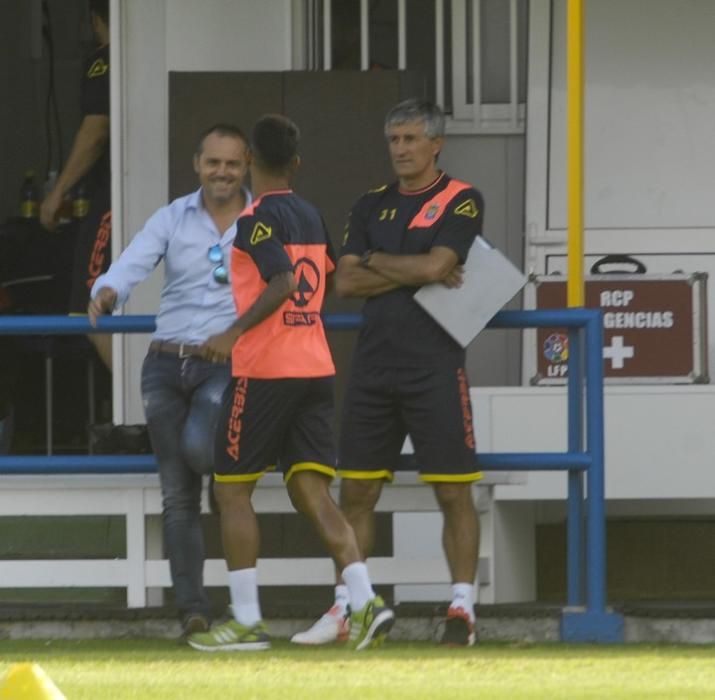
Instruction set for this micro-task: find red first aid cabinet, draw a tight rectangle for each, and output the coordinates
[531,273,709,384]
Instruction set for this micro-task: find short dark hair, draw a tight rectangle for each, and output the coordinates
[196,123,249,155]
[88,0,109,25]
[250,115,300,173]
[384,98,445,139]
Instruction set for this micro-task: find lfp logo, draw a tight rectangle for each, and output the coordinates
[543,332,569,363]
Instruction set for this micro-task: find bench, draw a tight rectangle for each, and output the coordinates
[0,469,522,608]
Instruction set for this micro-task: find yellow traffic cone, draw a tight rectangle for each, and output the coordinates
[0,663,66,700]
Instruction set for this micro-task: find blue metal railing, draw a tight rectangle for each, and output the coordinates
[0,309,621,641]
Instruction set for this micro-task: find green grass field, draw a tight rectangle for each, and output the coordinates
[1,639,714,700]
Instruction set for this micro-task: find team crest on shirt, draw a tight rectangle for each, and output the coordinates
[425,204,440,220]
[250,222,272,245]
[454,199,479,218]
[284,257,322,325]
[292,257,320,308]
[87,58,108,78]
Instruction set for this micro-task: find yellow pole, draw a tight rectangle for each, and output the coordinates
[566,0,585,307]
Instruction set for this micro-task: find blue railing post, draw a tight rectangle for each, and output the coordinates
[586,312,607,612]
[560,309,623,642]
[566,327,585,606]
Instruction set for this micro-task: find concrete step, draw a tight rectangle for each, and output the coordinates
[1,602,713,644]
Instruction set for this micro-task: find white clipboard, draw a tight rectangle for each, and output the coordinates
[413,237,527,348]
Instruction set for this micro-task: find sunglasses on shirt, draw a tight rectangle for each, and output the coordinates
[208,244,229,284]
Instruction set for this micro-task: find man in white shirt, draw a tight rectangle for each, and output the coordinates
[88,124,250,639]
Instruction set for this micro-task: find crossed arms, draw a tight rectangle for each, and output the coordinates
[335,246,463,299]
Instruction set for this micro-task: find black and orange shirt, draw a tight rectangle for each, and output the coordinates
[230,190,336,379]
[341,172,484,367]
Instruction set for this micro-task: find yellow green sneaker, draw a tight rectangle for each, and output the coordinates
[348,595,395,651]
[188,619,271,652]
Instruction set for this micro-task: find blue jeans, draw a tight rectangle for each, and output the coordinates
[141,350,231,621]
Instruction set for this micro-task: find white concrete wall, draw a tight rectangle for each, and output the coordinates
[525,0,715,360]
[514,0,715,595]
[478,385,715,601]
[521,1,715,506]
[165,0,292,72]
[475,386,715,502]
[548,0,715,231]
[113,0,167,421]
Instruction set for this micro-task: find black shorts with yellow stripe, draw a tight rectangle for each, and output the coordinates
[214,375,336,482]
[338,363,481,483]
[69,196,111,314]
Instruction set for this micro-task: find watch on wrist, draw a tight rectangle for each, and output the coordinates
[359,249,374,268]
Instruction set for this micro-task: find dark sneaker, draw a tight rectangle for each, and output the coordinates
[180,613,210,642]
[188,619,271,652]
[348,595,395,651]
[440,606,476,647]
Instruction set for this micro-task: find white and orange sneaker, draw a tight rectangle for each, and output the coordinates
[439,606,476,647]
[290,605,350,645]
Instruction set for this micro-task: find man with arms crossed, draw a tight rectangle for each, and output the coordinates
[293,98,484,647]
[89,124,250,639]
[188,114,393,652]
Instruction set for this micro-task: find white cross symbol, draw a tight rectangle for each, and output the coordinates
[603,335,634,369]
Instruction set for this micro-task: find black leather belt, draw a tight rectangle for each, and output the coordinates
[148,340,206,359]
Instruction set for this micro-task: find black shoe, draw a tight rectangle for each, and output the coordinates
[439,607,476,647]
[180,613,210,642]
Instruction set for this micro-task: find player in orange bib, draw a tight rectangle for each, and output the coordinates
[188,115,393,653]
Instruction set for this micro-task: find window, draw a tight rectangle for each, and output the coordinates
[293,0,527,134]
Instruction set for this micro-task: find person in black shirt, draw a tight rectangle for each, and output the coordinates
[292,99,483,648]
[40,0,111,368]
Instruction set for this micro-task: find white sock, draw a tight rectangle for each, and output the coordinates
[451,582,476,622]
[228,568,262,627]
[334,584,350,614]
[341,562,375,613]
